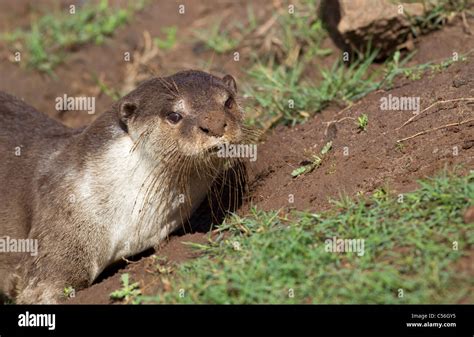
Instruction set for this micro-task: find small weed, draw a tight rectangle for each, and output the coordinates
[357,114,369,131]
[291,141,332,177]
[379,51,416,88]
[154,26,177,51]
[195,15,254,54]
[63,286,75,299]
[326,162,337,175]
[194,5,257,54]
[93,74,121,101]
[195,21,242,54]
[110,273,141,303]
[403,68,423,81]
[372,187,388,201]
[396,142,406,153]
[153,256,174,274]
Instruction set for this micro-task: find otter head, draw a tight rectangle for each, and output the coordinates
[117,70,245,164]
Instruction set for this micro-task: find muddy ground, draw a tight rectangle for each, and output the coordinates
[0,1,472,303]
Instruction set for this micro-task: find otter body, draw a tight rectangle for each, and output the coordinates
[0,70,244,303]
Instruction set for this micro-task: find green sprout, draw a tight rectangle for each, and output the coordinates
[357,114,369,131]
[291,141,332,177]
[110,273,141,303]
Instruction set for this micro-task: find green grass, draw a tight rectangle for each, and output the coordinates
[244,48,471,129]
[243,50,379,128]
[194,0,330,61]
[406,0,471,37]
[266,0,331,66]
[379,49,468,88]
[134,171,473,304]
[1,0,145,73]
[194,21,242,54]
[194,4,257,54]
[234,0,373,128]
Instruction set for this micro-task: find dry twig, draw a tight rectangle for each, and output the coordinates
[397,98,474,130]
[397,118,474,143]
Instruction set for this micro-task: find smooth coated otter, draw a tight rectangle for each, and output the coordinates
[0,70,248,303]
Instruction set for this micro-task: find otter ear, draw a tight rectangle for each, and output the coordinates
[222,74,237,93]
[118,101,138,132]
[119,101,138,123]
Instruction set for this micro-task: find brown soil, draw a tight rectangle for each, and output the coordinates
[245,59,474,212]
[0,1,472,304]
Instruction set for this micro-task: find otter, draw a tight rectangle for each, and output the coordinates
[0,70,249,304]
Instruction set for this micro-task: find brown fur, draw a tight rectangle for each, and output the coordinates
[0,70,249,303]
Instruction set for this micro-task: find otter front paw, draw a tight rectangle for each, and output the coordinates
[15,281,65,304]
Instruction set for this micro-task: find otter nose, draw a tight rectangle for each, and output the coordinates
[199,115,227,137]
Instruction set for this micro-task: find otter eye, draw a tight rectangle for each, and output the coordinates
[225,97,234,109]
[166,112,182,124]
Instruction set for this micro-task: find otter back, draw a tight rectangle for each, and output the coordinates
[0,92,77,295]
